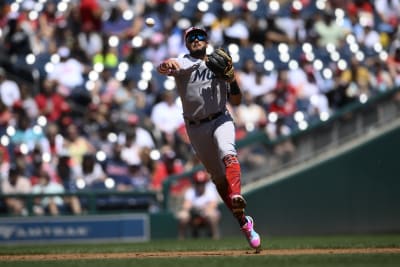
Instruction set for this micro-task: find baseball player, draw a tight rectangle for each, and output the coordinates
[157,27,261,250]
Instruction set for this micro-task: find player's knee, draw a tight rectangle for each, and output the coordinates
[223,154,239,167]
[177,210,190,222]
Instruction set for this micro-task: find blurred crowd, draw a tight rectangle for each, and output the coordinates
[0,0,400,216]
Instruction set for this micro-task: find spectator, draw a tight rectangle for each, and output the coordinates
[120,114,156,149]
[234,91,268,133]
[144,32,168,65]
[2,15,33,59]
[31,170,66,216]
[0,144,10,180]
[10,109,47,153]
[72,153,107,189]
[79,0,103,33]
[40,122,64,160]
[375,0,400,34]
[176,170,221,240]
[0,98,12,136]
[120,130,143,166]
[265,117,296,163]
[387,46,400,87]
[1,166,32,216]
[370,59,394,93]
[62,124,95,167]
[264,15,291,47]
[151,145,188,195]
[275,6,306,45]
[0,67,21,108]
[47,46,87,98]
[237,60,277,102]
[112,79,137,114]
[116,164,151,192]
[150,90,185,147]
[357,22,380,50]
[314,11,346,47]
[19,83,39,120]
[35,78,70,122]
[104,143,131,187]
[268,70,298,121]
[339,56,372,97]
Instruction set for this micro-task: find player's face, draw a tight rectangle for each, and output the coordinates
[186,32,207,58]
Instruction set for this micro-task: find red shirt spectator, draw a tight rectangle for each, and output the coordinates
[35,79,70,122]
[79,0,103,32]
[151,146,190,195]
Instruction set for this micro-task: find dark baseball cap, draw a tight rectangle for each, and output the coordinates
[184,27,208,42]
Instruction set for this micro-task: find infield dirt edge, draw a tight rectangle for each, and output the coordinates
[1,247,400,261]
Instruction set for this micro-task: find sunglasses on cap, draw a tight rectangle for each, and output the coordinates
[186,33,207,43]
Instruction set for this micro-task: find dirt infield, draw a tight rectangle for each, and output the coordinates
[1,248,400,261]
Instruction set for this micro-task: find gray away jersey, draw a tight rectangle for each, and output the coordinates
[170,55,229,121]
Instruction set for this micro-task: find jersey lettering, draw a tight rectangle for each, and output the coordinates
[192,68,215,82]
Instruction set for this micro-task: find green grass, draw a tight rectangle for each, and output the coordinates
[2,255,400,267]
[1,234,400,267]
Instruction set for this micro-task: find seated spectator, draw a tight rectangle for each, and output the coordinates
[119,114,156,150]
[35,78,70,122]
[10,109,47,153]
[313,11,346,47]
[47,46,85,96]
[31,170,68,216]
[0,98,12,136]
[1,166,32,216]
[234,90,268,133]
[264,15,292,47]
[104,143,131,186]
[370,60,394,93]
[151,145,188,195]
[116,164,151,192]
[387,46,400,87]
[150,90,185,147]
[339,56,372,97]
[237,61,277,101]
[72,153,107,189]
[268,70,298,122]
[265,116,296,163]
[0,144,10,180]
[0,67,21,108]
[176,170,221,240]
[62,124,96,168]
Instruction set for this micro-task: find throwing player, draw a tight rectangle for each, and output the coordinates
[157,27,261,251]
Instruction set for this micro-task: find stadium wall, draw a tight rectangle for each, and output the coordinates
[217,124,400,237]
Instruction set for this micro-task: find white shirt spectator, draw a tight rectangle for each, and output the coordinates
[151,95,184,135]
[239,71,277,98]
[72,161,106,186]
[183,181,219,210]
[0,76,21,107]
[47,47,85,93]
[32,180,65,206]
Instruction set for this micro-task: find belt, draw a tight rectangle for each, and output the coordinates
[186,111,224,125]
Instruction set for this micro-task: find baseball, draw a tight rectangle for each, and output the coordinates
[145,17,155,27]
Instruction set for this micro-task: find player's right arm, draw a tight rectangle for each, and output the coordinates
[157,59,180,75]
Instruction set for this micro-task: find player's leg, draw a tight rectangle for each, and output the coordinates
[213,116,261,250]
[186,120,261,249]
[213,119,245,219]
[176,209,191,240]
[185,123,232,210]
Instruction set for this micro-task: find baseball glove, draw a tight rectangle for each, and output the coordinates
[206,48,235,82]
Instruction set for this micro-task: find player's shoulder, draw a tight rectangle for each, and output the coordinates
[175,55,202,70]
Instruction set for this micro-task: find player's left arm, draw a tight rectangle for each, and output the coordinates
[228,79,242,106]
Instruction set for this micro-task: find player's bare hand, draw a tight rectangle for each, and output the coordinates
[158,59,180,75]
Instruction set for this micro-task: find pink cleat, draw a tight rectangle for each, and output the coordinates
[241,216,261,250]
